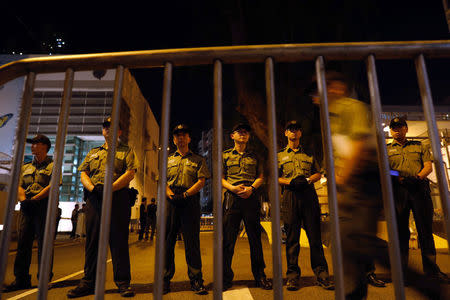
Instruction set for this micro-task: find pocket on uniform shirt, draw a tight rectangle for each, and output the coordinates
[281,161,294,178]
[227,161,240,175]
[185,162,199,178]
[90,156,101,170]
[37,169,52,186]
[22,168,35,186]
[407,149,422,161]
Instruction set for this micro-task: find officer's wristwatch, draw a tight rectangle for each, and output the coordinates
[306,178,311,184]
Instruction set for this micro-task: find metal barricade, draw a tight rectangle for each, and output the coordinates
[0,40,449,300]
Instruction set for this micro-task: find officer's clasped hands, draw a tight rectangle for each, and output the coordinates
[93,184,104,198]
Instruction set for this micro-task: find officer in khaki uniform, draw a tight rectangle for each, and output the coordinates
[3,135,56,292]
[222,123,272,291]
[163,124,209,295]
[277,121,333,291]
[388,117,449,282]
[68,117,138,298]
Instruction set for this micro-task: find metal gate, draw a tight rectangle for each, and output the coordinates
[0,40,449,300]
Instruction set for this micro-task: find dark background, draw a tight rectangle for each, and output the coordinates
[1,0,449,148]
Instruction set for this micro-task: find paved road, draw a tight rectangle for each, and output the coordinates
[2,232,449,299]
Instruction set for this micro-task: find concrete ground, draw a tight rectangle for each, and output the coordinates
[2,231,449,299]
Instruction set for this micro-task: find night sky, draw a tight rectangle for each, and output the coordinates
[1,1,449,145]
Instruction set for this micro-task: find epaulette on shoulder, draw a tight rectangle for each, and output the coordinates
[224,148,233,153]
[23,161,32,166]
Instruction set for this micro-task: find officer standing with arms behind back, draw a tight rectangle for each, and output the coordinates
[3,135,56,292]
[388,117,450,282]
[67,117,138,298]
[222,123,272,291]
[163,124,209,295]
[277,120,334,291]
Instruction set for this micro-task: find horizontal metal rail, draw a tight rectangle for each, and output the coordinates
[1,40,450,85]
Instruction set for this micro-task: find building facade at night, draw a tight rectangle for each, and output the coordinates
[0,58,160,231]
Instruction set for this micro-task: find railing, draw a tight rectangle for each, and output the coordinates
[0,40,450,300]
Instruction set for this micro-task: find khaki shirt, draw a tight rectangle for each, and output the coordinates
[20,156,54,198]
[223,148,262,185]
[387,140,432,177]
[167,150,210,188]
[329,97,378,177]
[278,147,319,180]
[78,142,139,185]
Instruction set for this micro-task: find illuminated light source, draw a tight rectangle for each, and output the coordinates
[383,126,390,132]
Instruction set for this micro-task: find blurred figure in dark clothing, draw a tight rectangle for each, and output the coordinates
[71,204,79,239]
[147,198,157,241]
[311,72,445,299]
[139,198,148,241]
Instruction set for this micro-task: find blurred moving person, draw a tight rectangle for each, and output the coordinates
[311,72,444,299]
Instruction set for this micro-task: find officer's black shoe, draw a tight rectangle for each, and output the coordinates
[3,279,32,292]
[118,285,135,297]
[255,277,273,290]
[286,278,300,291]
[429,271,450,283]
[367,272,386,287]
[67,284,95,298]
[191,280,208,295]
[163,281,170,295]
[316,275,335,290]
[223,281,233,291]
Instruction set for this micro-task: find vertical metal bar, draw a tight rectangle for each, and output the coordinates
[37,68,74,300]
[415,54,450,251]
[366,55,405,299]
[264,57,283,300]
[315,56,345,300]
[213,60,223,299]
[444,130,450,179]
[94,65,125,300]
[154,62,173,300]
[0,72,36,295]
